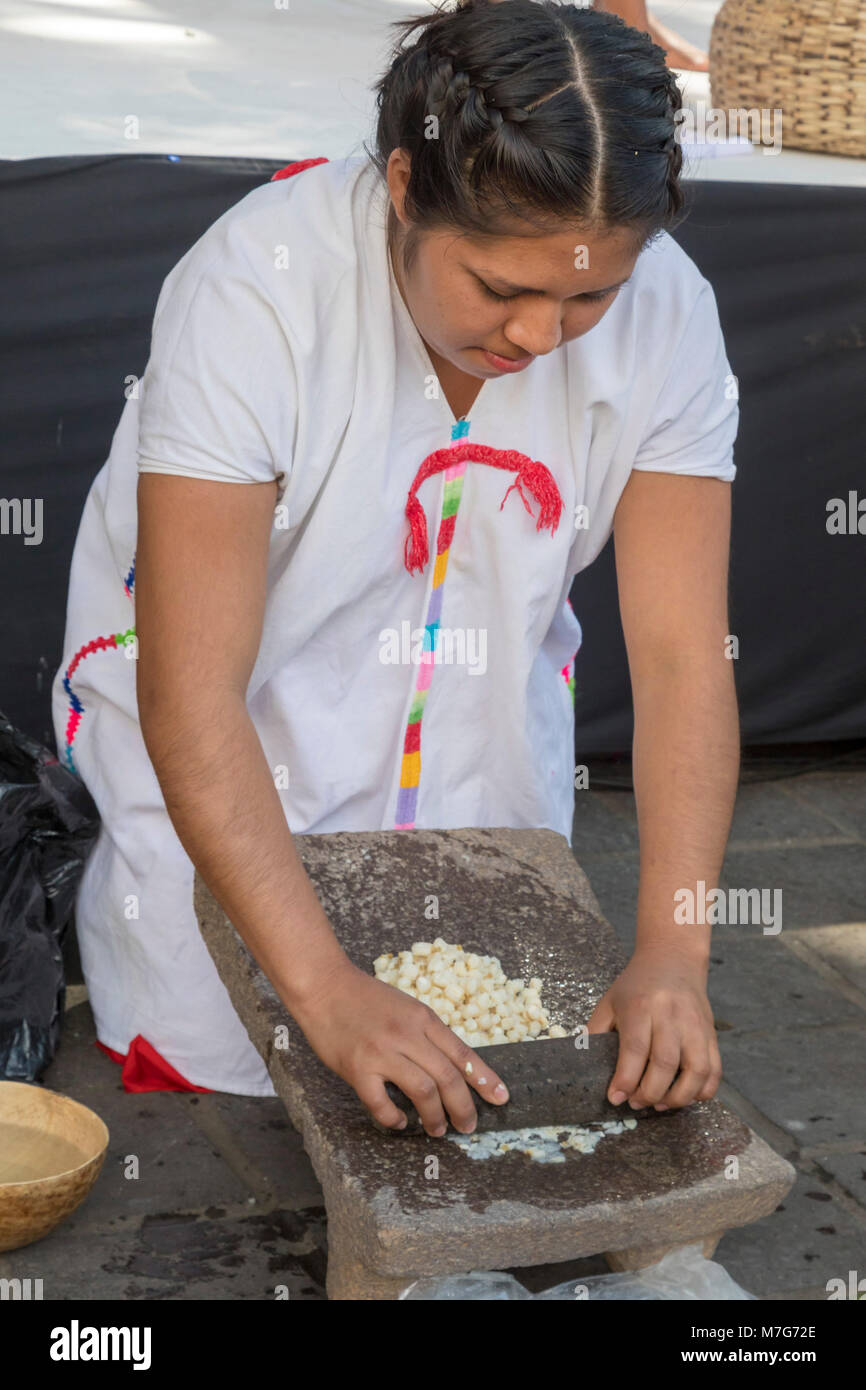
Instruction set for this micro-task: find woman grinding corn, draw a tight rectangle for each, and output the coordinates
[54,1,739,1137]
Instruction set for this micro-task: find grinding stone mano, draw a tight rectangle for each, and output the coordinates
[383,1032,647,1133]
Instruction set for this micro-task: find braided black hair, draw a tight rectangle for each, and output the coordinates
[366,0,686,271]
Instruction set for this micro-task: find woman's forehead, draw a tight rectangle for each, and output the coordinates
[441,223,642,281]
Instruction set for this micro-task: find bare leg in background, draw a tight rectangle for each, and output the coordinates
[593,0,710,71]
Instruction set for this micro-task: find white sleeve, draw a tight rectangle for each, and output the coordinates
[137,237,295,491]
[631,280,739,482]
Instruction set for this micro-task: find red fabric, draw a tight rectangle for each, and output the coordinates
[404,442,563,575]
[436,513,457,554]
[269,156,329,182]
[95,1036,212,1093]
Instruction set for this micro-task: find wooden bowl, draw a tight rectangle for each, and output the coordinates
[0,1082,109,1252]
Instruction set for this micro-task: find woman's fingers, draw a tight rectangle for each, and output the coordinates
[355,1076,410,1132]
[630,1015,719,1109]
[626,1022,683,1108]
[408,1040,479,1134]
[606,1016,652,1104]
[357,1017,512,1138]
[380,1055,452,1136]
[660,1028,722,1108]
[424,1014,510,1108]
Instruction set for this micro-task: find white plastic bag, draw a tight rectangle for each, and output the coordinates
[400,1244,756,1300]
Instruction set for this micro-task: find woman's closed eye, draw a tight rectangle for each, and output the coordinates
[476,277,624,305]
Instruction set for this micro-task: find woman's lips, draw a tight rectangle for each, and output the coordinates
[479,348,535,373]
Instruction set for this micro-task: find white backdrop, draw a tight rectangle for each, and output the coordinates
[1,0,862,185]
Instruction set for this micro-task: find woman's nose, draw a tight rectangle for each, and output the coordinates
[504,308,562,357]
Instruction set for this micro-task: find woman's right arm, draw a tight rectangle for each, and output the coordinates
[135,471,348,1011]
[134,473,507,1134]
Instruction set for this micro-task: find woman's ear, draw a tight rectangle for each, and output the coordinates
[386,148,412,228]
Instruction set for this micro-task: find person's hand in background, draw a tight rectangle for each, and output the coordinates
[489,0,710,73]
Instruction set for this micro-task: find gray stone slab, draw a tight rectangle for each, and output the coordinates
[568,850,641,952]
[793,924,866,997]
[719,844,866,930]
[0,1209,327,1301]
[728,780,853,847]
[714,1169,866,1299]
[194,827,795,1298]
[40,1003,251,1225]
[811,1151,866,1211]
[781,771,866,841]
[198,1093,324,1211]
[571,788,639,855]
[708,938,864,1033]
[719,1025,866,1148]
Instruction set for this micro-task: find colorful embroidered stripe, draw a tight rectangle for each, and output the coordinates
[561,595,580,707]
[394,419,469,828]
[62,566,136,776]
[561,660,576,706]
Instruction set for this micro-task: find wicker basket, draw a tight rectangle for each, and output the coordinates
[709,0,866,157]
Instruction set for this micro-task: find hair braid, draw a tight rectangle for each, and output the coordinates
[367,1,689,253]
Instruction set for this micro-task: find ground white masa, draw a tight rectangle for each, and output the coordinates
[448,1116,639,1164]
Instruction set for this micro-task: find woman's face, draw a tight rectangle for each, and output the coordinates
[387,150,643,381]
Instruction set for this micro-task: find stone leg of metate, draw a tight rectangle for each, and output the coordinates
[325,1225,416,1301]
[603,1229,724,1272]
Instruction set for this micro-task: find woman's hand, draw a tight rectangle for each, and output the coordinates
[290,959,510,1137]
[586,947,722,1111]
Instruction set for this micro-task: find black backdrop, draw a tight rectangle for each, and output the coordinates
[1,154,864,756]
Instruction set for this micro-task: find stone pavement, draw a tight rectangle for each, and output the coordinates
[2,765,863,1300]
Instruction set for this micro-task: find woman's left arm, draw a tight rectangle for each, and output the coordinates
[587,468,740,1111]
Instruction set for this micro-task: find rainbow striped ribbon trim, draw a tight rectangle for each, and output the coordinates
[393,418,579,829]
[394,419,470,829]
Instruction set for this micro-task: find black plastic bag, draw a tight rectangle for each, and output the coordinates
[0,710,100,1080]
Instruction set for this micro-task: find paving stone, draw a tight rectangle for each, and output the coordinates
[0,1209,328,1301]
[811,1150,866,1211]
[38,1003,251,1226]
[200,1092,324,1210]
[571,851,641,952]
[572,788,639,855]
[719,1025,866,1148]
[718,844,866,930]
[707,938,864,1033]
[714,1168,866,1299]
[781,771,866,841]
[195,827,794,1299]
[792,924,866,997]
[727,780,852,847]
